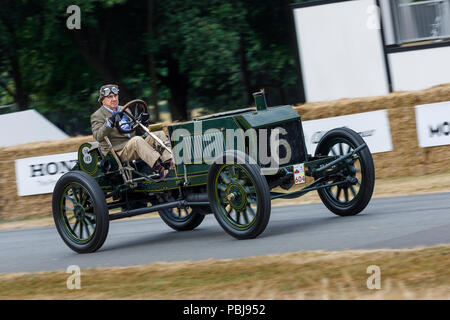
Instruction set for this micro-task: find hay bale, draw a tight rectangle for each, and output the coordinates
[294,83,450,179]
[0,136,94,220]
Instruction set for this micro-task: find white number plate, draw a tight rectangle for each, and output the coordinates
[293,163,306,184]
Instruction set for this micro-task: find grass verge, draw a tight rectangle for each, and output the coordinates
[0,245,448,300]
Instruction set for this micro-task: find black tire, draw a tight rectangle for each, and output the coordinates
[315,127,375,216]
[52,171,109,253]
[207,151,271,239]
[158,207,205,231]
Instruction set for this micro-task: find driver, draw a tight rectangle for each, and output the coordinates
[90,84,173,178]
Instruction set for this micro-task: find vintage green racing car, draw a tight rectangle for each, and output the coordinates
[52,90,375,253]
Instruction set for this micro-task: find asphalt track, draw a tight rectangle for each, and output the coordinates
[0,193,449,273]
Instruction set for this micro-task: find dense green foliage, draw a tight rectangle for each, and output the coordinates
[0,0,309,135]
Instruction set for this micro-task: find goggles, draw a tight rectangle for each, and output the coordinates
[101,86,119,97]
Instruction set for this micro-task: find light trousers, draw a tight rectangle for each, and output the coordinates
[117,131,172,167]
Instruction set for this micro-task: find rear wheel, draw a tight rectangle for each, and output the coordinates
[52,171,109,253]
[315,127,375,216]
[158,206,205,231]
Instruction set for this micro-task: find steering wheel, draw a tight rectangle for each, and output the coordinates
[116,99,149,134]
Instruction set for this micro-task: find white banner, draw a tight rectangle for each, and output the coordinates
[302,110,393,155]
[415,101,450,148]
[15,152,78,196]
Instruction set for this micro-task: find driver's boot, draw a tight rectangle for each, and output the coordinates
[162,158,174,170]
[152,159,168,178]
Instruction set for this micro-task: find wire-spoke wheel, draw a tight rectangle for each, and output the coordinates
[52,171,109,253]
[60,183,96,243]
[315,127,375,216]
[208,151,271,239]
[158,201,205,231]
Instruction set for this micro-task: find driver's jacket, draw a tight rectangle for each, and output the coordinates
[91,106,136,156]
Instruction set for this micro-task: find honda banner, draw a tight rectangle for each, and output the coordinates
[15,152,77,196]
[415,101,450,148]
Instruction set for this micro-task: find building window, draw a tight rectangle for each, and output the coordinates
[389,0,450,45]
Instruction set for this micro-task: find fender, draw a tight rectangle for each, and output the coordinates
[208,149,258,168]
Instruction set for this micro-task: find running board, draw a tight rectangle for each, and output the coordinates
[108,199,210,221]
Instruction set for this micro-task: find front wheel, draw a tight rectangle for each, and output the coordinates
[52,171,109,253]
[315,127,375,216]
[208,151,271,239]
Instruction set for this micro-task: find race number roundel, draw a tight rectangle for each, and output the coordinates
[82,147,92,164]
[78,143,99,175]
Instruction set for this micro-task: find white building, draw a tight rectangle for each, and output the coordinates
[292,0,450,102]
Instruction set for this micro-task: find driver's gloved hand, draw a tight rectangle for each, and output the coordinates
[107,113,122,128]
[140,112,149,125]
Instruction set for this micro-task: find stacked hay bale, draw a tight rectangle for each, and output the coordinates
[294,83,450,179]
[0,136,94,220]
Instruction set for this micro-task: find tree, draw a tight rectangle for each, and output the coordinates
[0,0,312,134]
[0,0,43,110]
